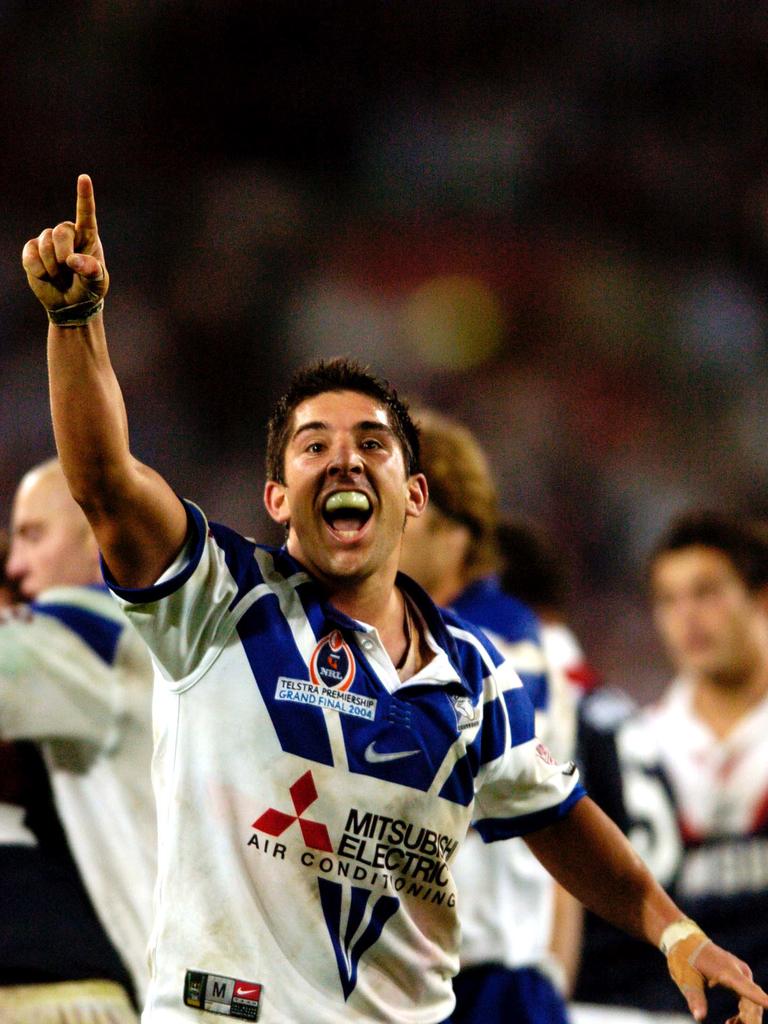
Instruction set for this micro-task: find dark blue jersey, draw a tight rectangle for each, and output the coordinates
[0,739,134,999]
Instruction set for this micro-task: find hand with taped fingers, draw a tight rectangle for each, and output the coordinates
[21,174,108,324]
[665,924,766,1023]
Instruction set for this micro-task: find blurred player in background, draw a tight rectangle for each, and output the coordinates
[495,518,601,697]
[399,410,579,1023]
[0,459,155,1022]
[574,512,768,1024]
[19,173,768,1024]
[495,516,618,996]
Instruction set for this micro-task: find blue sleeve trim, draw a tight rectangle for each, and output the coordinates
[31,603,123,666]
[474,783,587,842]
[101,500,206,605]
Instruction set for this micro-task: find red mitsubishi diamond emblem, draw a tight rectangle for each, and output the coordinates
[252,770,333,852]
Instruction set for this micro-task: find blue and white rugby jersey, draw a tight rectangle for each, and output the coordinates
[107,503,584,1024]
[0,585,156,1002]
[450,579,579,982]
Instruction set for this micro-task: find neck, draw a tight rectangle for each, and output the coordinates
[328,574,399,632]
[332,579,412,667]
[691,659,768,738]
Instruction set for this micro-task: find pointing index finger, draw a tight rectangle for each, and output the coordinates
[75,174,98,244]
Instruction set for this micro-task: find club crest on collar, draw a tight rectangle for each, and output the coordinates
[449,694,480,731]
[309,630,356,692]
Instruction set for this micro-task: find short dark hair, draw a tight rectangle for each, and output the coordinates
[649,511,768,591]
[265,358,420,483]
[497,518,569,612]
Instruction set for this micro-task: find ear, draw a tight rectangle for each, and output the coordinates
[404,473,429,520]
[264,480,290,526]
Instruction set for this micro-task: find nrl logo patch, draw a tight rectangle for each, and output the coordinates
[449,694,480,732]
[310,630,356,691]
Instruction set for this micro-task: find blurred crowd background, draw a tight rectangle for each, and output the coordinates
[3,1,767,701]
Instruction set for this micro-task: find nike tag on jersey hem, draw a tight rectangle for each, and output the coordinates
[184,970,262,1020]
[364,741,421,763]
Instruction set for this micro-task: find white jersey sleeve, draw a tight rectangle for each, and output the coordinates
[444,625,584,842]
[0,586,127,746]
[474,737,581,840]
[106,502,277,689]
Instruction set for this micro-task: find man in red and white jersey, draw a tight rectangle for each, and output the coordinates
[575,512,768,1023]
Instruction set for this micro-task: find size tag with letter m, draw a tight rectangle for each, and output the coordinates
[184,970,263,1020]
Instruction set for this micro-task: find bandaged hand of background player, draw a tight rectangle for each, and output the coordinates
[664,920,764,1023]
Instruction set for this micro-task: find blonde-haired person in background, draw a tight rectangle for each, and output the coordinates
[400,408,581,1023]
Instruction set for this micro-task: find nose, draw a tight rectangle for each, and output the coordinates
[5,542,24,583]
[327,440,364,478]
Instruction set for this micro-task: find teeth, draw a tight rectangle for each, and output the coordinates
[324,491,370,513]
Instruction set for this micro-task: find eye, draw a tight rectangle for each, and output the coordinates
[306,441,325,454]
[19,526,44,543]
[361,438,383,450]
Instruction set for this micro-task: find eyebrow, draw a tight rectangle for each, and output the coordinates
[291,420,395,443]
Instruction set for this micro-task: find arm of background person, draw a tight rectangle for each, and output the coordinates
[549,881,583,997]
[21,175,187,588]
[0,596,126,747]
[526,795,767,1023]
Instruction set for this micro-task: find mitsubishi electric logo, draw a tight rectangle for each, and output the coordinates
[251,770,333,852]
[248,780,460,998]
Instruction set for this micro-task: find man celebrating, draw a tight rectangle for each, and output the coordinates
[21,175,768,1023]
[0,459,155,1020]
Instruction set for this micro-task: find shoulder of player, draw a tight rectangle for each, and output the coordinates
[33,583,124,620]
[578,685,638,733]
[451,575,542,647]
[197,508,312,603]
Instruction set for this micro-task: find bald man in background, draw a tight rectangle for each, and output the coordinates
[0,459,155,1023]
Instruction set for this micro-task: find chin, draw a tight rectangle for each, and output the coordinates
[325,560,369,582]
[324,551,379,582]
[682,654,721,677]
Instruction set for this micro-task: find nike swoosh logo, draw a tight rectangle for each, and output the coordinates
[364,741,421,764]
[235,988,260,997]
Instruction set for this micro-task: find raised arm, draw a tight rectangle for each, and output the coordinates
[526,796,767,1023]
[21,175,187,587]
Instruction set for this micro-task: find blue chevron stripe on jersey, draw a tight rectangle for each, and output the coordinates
[318,877,399,1000]
[236,595,335,766]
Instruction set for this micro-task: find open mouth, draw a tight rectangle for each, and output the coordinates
[322,490,373,537]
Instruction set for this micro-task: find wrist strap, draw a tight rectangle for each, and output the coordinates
[47,296,104,327]
[659,917,705,957]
